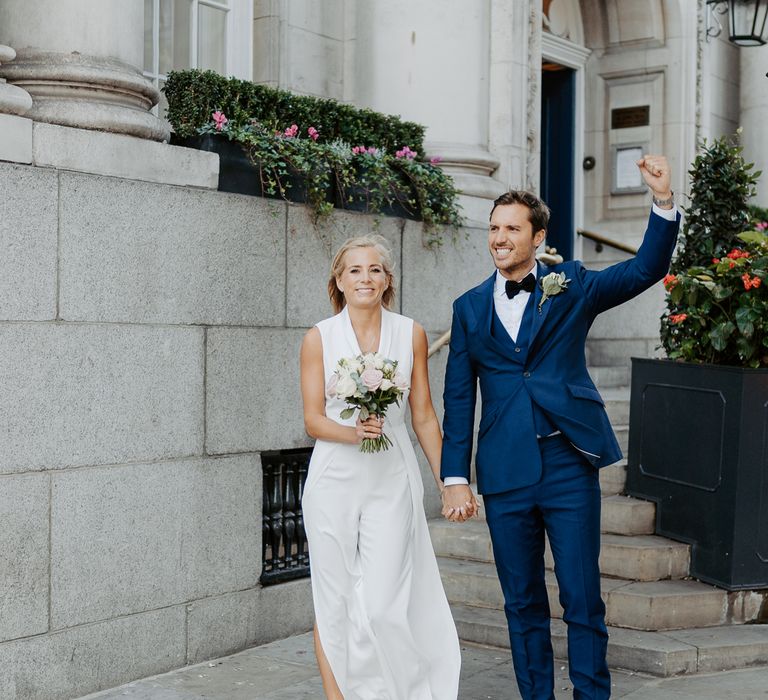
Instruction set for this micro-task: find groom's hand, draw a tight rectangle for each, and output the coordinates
[441,484,478,522]
[636,154,672,206]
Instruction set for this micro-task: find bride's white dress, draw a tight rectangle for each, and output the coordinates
[302,306,461,700]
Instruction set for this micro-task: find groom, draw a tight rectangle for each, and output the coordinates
[440,156,680,699]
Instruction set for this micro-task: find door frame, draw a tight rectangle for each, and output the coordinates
[541,33,590,261]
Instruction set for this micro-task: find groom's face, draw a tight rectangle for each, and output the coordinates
[488,204,546,279]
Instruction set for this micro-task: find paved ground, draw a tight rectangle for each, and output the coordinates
[80,631,768,699]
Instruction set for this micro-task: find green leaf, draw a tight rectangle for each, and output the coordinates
[359,406,369,421]
[738,231,767,246]
[340,408,355,420]
[709,321,736,351]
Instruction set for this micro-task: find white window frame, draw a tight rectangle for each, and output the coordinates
[144,0,253,94]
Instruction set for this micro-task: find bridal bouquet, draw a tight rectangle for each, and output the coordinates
[326,352,409,452]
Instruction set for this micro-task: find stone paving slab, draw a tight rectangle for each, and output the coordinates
[79,631,768,700]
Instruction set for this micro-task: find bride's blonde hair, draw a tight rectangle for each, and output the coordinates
[328,235,396,313]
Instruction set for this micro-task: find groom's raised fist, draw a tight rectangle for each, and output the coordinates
[636,154,672,205]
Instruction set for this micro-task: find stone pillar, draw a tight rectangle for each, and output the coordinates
[0,44,33,163]
[0,45,31,115]
[740,43,768,207]
[0,0,169,141]
[352,0,504,209]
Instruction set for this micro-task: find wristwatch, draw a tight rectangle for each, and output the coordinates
[652,191,674,207]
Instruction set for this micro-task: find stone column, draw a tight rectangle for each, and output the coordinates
[0,44,33,162]
[0,0,169,141]
[352,0,504,212]
[740,43,768,207]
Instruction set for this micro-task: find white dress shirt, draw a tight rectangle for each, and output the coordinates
[443,203,678,488]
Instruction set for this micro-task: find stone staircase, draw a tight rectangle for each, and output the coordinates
[430,365,768,677]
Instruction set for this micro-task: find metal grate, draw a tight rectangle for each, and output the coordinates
[260,447,311,585]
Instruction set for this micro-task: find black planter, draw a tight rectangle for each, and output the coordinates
[173,134,272,197]
[333,181,419,220]
[626,357,768,590]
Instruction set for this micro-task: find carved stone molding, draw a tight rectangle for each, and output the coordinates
[0,45,32,115]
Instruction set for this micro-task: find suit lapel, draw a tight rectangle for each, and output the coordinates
[470,272,512,357]
[529,261,552,350]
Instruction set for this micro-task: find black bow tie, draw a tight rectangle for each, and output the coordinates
[505,273,536,299]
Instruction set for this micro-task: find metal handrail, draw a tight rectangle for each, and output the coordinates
[577,228,638,256]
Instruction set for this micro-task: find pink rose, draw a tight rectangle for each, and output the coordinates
[326,373,339,397]
[393,372,409,389]
[361,368,384,391]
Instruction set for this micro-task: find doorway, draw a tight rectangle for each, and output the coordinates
[540,61,576,261]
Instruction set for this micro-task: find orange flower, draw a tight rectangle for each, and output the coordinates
[663,274,678,290]
[668,313,688,324]
[712,258,720,264]
[742,273,762,290]
[726,249,749,260]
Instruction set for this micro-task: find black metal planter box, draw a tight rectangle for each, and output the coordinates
[626,357,768,590]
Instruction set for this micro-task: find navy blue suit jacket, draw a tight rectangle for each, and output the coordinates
[441,209,680,495]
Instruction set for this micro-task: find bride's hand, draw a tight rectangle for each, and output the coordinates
[355,415,384,443]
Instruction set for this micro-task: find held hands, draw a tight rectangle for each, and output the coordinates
[636,155,673,206]
[355,415,384,443]
[441,484,479,523]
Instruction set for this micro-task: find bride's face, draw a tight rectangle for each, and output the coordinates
[336,247,389,309]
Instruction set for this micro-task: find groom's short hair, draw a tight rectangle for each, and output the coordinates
[490,191,550,234]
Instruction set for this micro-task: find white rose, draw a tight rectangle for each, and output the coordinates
[336,375,357,399]
[362,353,376,370]
[350,360,364,374]
[380,378,394,391]
[383,362,394,374]
[373,354,385,370]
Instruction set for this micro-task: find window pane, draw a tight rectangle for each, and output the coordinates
[160,0,192,75]
[144,0,154,73]
[198,5,227,74]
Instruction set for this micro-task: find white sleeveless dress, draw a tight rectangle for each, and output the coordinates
[302,306,461,700]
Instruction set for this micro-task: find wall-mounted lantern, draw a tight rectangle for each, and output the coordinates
[706,0,768,46]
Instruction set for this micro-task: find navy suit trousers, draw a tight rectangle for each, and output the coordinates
[483,434,610,700]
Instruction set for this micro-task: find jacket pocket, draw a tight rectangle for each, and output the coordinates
[567,383,605,405]
[478,405,501,438]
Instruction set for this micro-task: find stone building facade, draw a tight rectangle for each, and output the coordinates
[0,1,766,698]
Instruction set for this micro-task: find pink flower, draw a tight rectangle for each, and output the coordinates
[393,372,409,389]
[212,111,228,131]
[361,368,384,391]
[395,145,417,160]
[283,124,299,138]
[308,126,319,141]
[326,373,339,397]
[757,221,767,231]
[352,145,363,155]
[430,156,443,165]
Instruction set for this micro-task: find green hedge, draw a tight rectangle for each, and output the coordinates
[163,70,426,153]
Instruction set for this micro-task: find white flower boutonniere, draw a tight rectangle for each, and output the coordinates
[538,272,571,313]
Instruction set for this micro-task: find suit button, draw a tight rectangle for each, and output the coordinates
[514,347,521,353]
[523,371,531,378]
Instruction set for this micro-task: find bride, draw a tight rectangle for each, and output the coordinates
[300,234,468,699]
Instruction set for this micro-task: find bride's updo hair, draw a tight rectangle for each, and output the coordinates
[328,235,396,313]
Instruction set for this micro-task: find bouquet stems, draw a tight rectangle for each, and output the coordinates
[360,432,393,453]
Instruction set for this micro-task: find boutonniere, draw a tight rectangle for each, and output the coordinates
[538,272,571,313]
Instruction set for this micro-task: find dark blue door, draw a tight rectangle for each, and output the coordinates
[540,65,576,260]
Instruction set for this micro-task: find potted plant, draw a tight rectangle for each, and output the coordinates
[625,135,768,590]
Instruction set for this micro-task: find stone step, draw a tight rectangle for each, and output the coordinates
[588,365,630,389]
[451,603,768,677]
[438,558,727,631]
[601,494,655,535]
[614,425,629,453]
[431,496,657,566]
[599,460,627,496]
[586,534,690,581]
[602,387,630,425]
[431,518,689,580]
